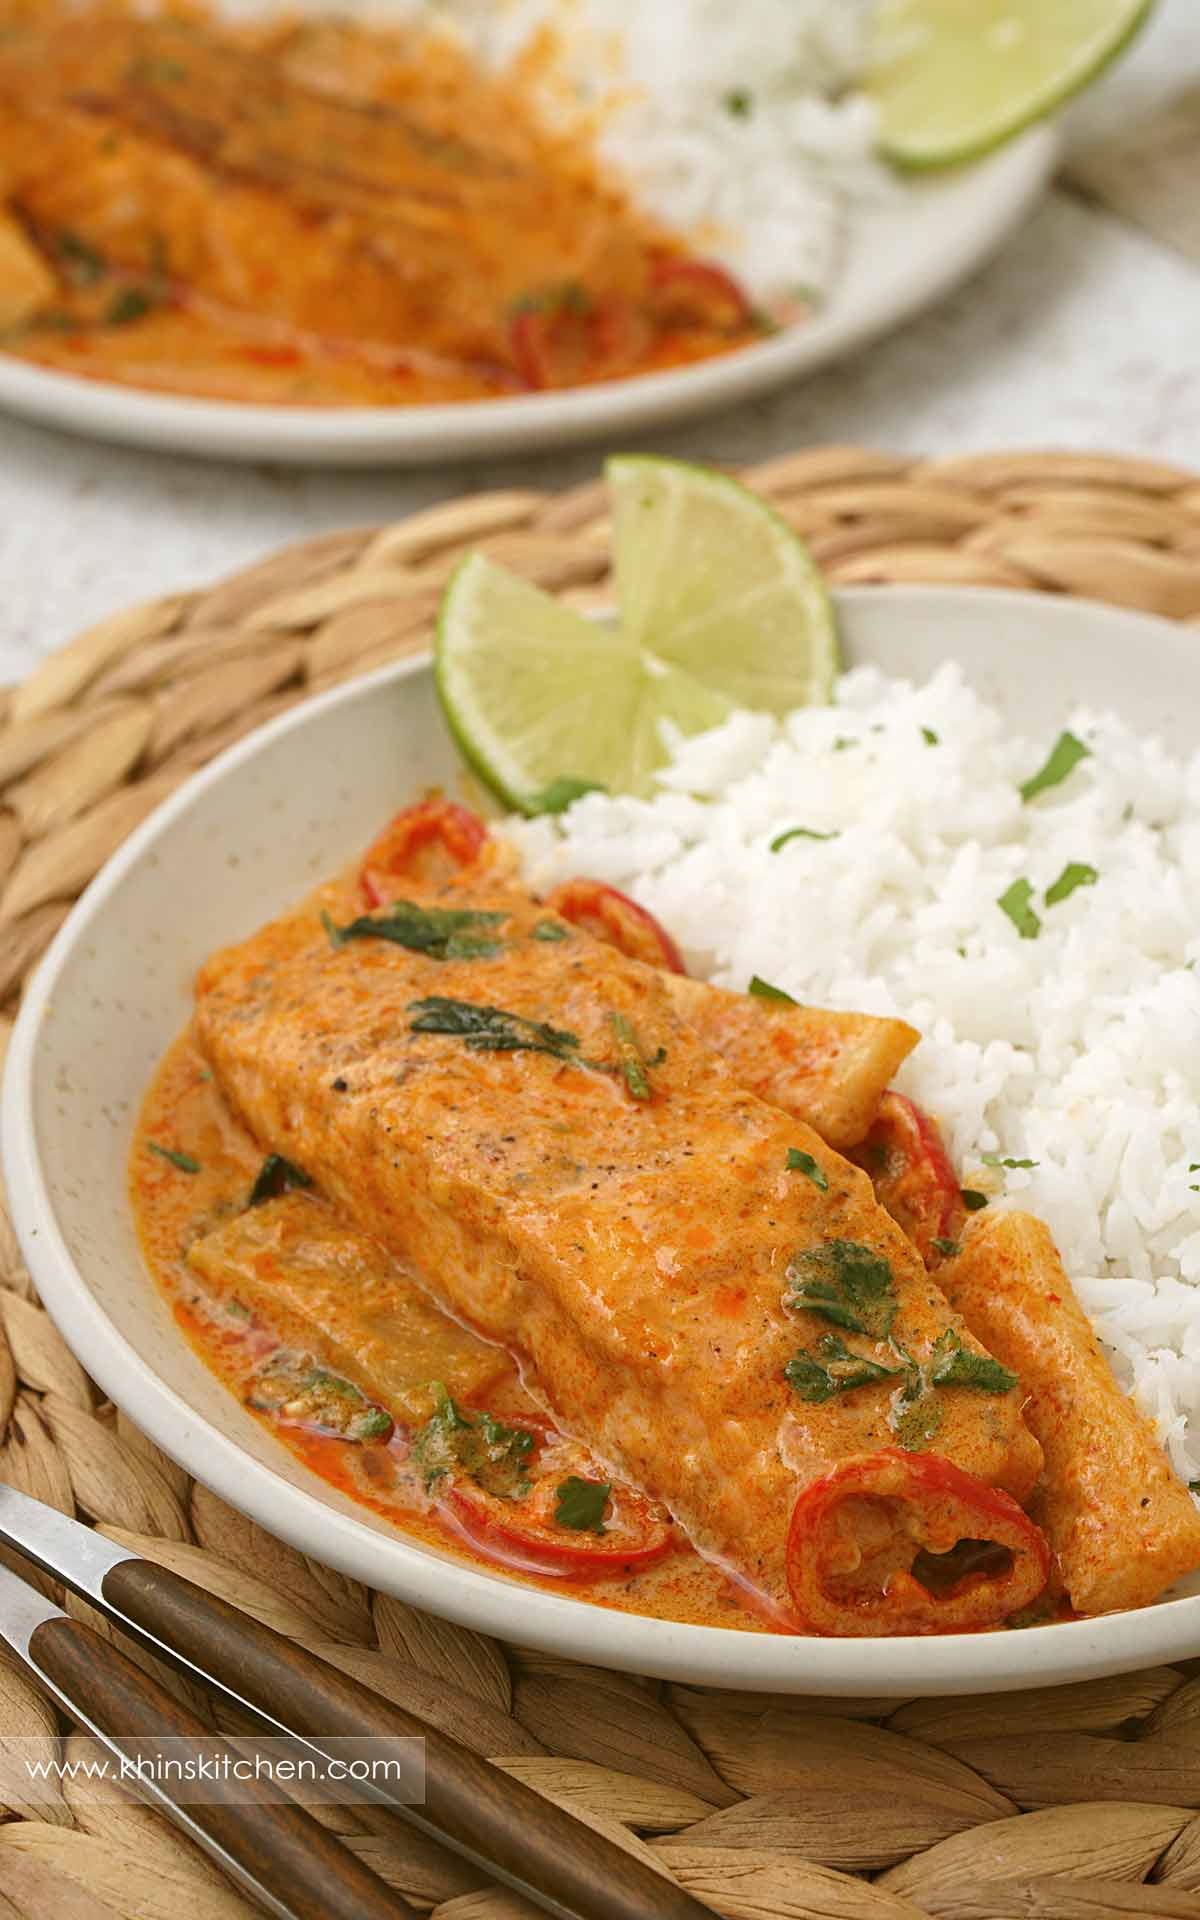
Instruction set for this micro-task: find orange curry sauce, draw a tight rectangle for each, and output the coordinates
[132,1029,768,1629]
[0,0,766,404]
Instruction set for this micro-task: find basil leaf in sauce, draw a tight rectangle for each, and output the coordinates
[785,1332,901,1405]
[532,921,570,942]
[409,998,580,1061]
[787,1240,897,1340]
[554,1475,611,1534]
[412,1386,535,1499]
[148,1142,200,1174]
[1045,861,1099,908]
[249,1154,313,1208]
[928,1329,1017,1395]
[786,1148,828,1191]
[961,1189,989,1212]
[1020,730,1090,804]
[997,878,1041,940]
[748,974,797,1006]
[931,1237,963,1258]
[325,902,505,961]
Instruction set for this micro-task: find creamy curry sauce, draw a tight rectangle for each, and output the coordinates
[133,1028,768,1630]
[0,0,767,406]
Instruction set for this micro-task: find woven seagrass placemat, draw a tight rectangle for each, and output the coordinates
[3,444,1200,1920]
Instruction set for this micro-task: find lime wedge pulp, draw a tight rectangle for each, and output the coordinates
[434,457,839,812]
[869,0,1155,169]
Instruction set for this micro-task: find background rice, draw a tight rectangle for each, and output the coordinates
[394,0,885,302]
[505,661,1200,1485]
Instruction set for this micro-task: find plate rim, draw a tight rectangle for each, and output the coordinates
[0,127,1058,466]
[7,581,1194,1696]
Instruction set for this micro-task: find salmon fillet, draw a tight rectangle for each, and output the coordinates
[194,874,1043,1625]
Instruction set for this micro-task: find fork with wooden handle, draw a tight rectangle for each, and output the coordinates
[0,1484,714,1920]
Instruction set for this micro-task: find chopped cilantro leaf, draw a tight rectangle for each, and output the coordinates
[554,1475,610,1534]
[929,1329,1017,1395]
[770,826,839,852]
[1045,862,1099,908]
[249,1154,313,1207]
[981,1151,1039,1170]
[961,1189,989,1212]
[890,1376,943,1452]
[998,878,1041,940]
[1020,730,1090,804]
[749,974,797,1006]
[786,1148,828,1191]
[931,1237,962,1258]
[148,1142,200,1174]
[785,1332,901,1405]
[921,727,939,746]
[412,1387,535,1499]
[788,1240,896,1339]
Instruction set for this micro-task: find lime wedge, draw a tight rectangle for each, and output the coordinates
[435,458,838,811]
[869,0,1154,169]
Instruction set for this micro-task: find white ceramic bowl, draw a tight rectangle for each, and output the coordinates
[7,585,1198,1694]
[0,132,1055,466]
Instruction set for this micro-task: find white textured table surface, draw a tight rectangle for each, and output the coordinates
[1,0,1197,682]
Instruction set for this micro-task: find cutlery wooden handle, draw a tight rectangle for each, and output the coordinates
[28,1613,419,1920]
[104,1558,713,1920]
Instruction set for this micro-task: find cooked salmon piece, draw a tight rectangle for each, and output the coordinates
[662,975,918,1151]
[187,1190,513,1426]
[941,1211,1200,1614]
[194,875,1045,1630]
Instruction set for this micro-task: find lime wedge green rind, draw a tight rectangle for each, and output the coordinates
[435,459,839,812]
[869,0,1155,171]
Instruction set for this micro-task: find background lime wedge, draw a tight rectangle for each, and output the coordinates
[870,0,1155,169]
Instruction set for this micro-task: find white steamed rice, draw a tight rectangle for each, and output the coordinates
[390,0,885,303]
[504,661,1200,1485]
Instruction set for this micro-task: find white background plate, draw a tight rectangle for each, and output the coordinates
[8,584,1195,1696]
[0,131,1056,466]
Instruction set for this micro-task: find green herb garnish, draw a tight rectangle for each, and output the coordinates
[325,902,505,962]
[409,997,580,1062]
[105,286,156,327]
[921,727,939,746]
[786,1148,828,1191]
[931,1237,962,1258]
[770,826,839,852]
[929,1329,1017,1394]
[961,1189,989,1212]
[609,1012,662,1102]
[148,1142,200,1174]
[787,1240,897,1340]
[998,878,1041,940]
[785,1332,902,1405]
[749,974,797,1006]
[554,1476,610,1534]
[412,1387,535,1498]
[249,1154,313,1208]
[1020,730,1090,804]
[533,921,570,942]
[56,229,106,285]
[522,777,606,817]
[1045,862,1099,907]
[890,1375,944,1451]
[724,88,752,117]
[980,1151,1039,1170]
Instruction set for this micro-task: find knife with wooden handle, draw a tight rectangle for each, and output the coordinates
[0,1557,419,1920]
[0,1483,714,1920]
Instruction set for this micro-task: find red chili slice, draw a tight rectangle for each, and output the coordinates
[509,293,648,392]
[544,879,686,974]
[650,257,755,333]
[786,1447,1051,1636]
[360,800,490,904]
[850,1092,964,1262]
[445,1423,674,1581]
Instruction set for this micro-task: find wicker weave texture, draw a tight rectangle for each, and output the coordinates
[2,445,1200,1919]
